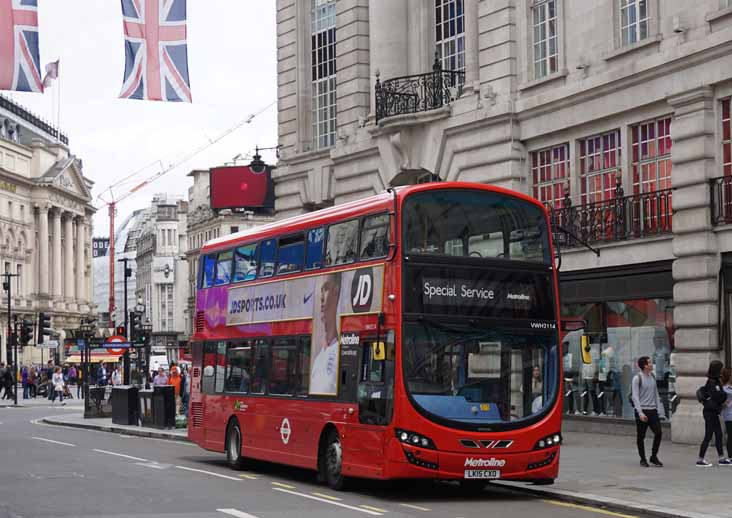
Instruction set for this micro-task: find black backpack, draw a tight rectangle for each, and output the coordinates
[696,385,708,403]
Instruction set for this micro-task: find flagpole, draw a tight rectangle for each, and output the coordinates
[57,61,61,143]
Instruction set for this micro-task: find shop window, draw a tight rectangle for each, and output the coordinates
[561,298,675,421]
[214,251,233,286]
[325,219,359,266]
[277,234,305,275]
[233,244,258,282]
[306,227,325,269]
[531,143,570,207]
[225,341,253,393]
[360,213,390,260]
[270,338,298,395]
[258,239,276,278]
[579,130,621,205]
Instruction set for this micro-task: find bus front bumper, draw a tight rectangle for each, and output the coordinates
[385,440,560,482]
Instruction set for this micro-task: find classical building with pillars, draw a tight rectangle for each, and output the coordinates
[276,0,732,442]
[0,95,95,364]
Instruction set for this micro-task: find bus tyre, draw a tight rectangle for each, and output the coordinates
[322,429,348,491]
[226,420,246,470]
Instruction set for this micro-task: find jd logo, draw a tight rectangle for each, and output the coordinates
[350,268,373,312]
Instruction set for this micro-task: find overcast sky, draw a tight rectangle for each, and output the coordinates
[7,0,277,233]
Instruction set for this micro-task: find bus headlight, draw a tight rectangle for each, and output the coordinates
[533,433,562,450]
[395,429,436,450]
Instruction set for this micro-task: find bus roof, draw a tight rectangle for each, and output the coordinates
[200,181,543,254]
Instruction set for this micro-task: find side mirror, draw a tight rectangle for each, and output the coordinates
[580,335,592,365]
[371,341,385,361]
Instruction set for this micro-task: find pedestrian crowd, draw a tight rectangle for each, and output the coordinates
[631,356,732,467]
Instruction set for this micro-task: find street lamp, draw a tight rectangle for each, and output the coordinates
[79,317,96,417]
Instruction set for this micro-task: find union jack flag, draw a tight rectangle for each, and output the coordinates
[119,0,192,102]
[0,0,43,93]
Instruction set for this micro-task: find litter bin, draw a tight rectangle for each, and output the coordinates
[86,386,112,418]
[152,385,175,429]
[111,386,139,425]
[139,389,154,427]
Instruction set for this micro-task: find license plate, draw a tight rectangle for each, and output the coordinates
[464,469,501,479]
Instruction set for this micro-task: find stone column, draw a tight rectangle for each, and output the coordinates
[64,214,74,301]
[668,86,720,444]
[51,208,62,299]
[37,205,49,297]
[463,0,479,92]
[75,216,85,304]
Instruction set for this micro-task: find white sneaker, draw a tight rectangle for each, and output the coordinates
[696,459,713,467]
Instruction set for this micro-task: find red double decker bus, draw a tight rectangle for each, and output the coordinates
[189,182,562,490]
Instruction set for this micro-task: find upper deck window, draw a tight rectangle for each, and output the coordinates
[214,251,233,286]
[233,244,258,282]
[277,234,305,275]
[360,213,390,260]
[403,189,550,265]
[202,254,217,288]
[306,228,325,270]
[259,239,277,278]
[325,219,359,266]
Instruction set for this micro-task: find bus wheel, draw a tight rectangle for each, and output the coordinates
[226,420,246,470]
[322,429,348,490]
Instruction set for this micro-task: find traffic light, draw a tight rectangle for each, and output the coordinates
[20,318,33,346]
[129,311,142,342]
[37,312,52,343]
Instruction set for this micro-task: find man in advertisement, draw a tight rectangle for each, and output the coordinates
[310,272,341,395]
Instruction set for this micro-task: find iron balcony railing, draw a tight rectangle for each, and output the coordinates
[711,175,732,226]
[548,184,673,247]
[375,55,465,123]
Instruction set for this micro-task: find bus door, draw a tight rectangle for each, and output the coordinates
[347,332,395,476]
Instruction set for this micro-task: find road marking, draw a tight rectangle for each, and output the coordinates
[273,488,383,516]
[134,462,165,470]
[175,465,242,481]
[92,449,149,462]
[311,492,341,501]
[360,504,388,513]
[32,437,76,447]
[239,473,258,480]
[542,500,638,518]
[399,504,431,512]
[217,509,260,518]
[271,481,296,489]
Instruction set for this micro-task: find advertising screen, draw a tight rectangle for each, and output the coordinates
[210,165,274,210]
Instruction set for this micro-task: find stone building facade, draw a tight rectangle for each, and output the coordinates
[134,195,189,360]
[185,169,273,336]
[275,0,732,442]
[0,95,95,364]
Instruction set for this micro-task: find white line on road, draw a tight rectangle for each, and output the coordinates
[273,488,383,516]
[134,462,165,470]
[175,465,242,481]
[92,449,149,462]
[399,503,431,512]
[217,509,260,518]
[32,437,76,447]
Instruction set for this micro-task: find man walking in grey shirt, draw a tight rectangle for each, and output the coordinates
[631,356,665,467]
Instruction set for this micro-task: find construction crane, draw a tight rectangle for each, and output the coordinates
[95,102,276,324]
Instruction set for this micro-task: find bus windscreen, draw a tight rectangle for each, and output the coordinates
[403,189,550,264]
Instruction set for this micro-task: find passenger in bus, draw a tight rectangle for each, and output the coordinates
[310,272,341,394]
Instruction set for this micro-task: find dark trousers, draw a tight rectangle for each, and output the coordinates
[726,421,732,459]
[635,409,662,461]
[699,411,724,459]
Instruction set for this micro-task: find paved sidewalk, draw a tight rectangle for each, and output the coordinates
[41,412,189,441]
[499,431,732,518]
